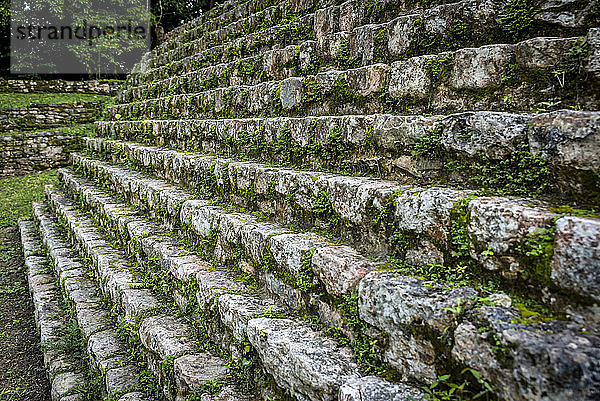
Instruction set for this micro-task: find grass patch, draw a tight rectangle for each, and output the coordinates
[0,93,109,108]
[0,170,57,227]
[6,123,95,137]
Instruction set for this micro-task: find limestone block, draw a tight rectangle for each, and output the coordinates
[358,271,477,333]
[450,44,514,90]
[394,187,468,244]
[311,245,378,295]
[389,56,436,99]
[551,216,600,300]
[174,354,228,399]
[139,314,195,359]
[339,376,424,401]
[268,232,332,276]
[246,317,358,401]
[468,198,555,277]
[528,110,600,171]
[453,307,600,401]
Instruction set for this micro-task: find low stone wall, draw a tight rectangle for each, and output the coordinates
[0,102,102,133]
[0,79,122,95]
[0,131,81,176]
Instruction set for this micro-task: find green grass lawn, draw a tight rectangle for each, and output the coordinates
[0,93,109,108]
[0,170,58,227]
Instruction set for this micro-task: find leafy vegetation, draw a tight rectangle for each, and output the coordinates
[0,93,109,108]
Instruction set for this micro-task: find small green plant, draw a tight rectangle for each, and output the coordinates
[497,0,537,42]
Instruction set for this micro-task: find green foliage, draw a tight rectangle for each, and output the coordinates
[497,0,537,42]
[185,380,224,400]
[332,293,388,376]
[423,369,493,401]
[412,126,443,157]
[0,170,58,227]
[424,53,453,86]
[515,227,555,285]
[312,189,341,228]
[335,39,361,69]
[296,248,316,292]
[413,128,550,197]
[301,80,322,105]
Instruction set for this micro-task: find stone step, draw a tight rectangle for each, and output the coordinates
[30,204,164,401]
[110,29,600,120]
[35,190,233,401]
[126,0,504,96]
[20,216,157,401]
[149,12,315,75]
[54,169,429,400]
[76,137,600,302]
[58,165,600,401]
[159,0,455,54]
[124,0,598,103]
[141,0,596,90]
[452,305,600,401]
[19,218,90,401]
[161,0,309,47]
[94,109,600,204]
[148,0,329,68]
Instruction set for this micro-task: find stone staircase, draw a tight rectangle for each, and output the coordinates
[20,0,600,400]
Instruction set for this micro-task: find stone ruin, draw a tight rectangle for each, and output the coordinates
[16,0,600,400]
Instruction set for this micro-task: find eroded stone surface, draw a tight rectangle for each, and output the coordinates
[174,353,228,398]
[358,271,476,333]
[551,216,600,300]
[139,314,195,359]
[246,317,358,401]
[338,376,424,401]
[311,245,377,296]
[453,307,600,401]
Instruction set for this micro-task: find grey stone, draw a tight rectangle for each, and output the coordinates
[450,45,514,90]
[268,232,332,276]
[119,392,156,401]
[551,216,600,300]
[174,353,228,399]
[87,329,126,368]
[105,364,140,394]
[246,317,358,401]
[121,288,161,320]
[339,376,424,401]
[279,77,303,109]
[139,314,195,359]
[453,307,600,401]
[528,110,600,171]
[394,187,467,244]
[389,56,435,99]
[51,371,86,401]
[358,271,477,333]
[311,245,377,296]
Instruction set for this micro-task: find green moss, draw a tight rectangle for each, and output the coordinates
[301,80,322,105]
[413,128,551,197]
[312,189,341,228]
[335,39,361,69]
[497,0,537,42]
[515,226,555,285]
[185,380,224,400]
[0,170,58,227]
[296,248,316,292]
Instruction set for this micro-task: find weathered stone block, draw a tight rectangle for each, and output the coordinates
[551,216,600,300]
[450,45,514,90]
[312,245,377,295]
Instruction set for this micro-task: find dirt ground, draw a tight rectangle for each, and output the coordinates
[0,226,50,401]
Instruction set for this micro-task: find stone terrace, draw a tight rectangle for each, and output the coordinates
[19,0,600,400]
